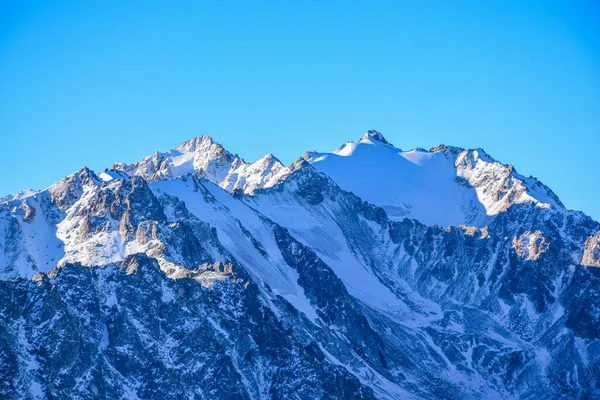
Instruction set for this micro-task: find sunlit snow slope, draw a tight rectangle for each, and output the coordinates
[308,130,563,227]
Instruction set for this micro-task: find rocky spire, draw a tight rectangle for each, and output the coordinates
[359,130,392,146]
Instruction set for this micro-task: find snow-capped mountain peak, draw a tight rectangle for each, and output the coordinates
[0,188,39,204]
[309,132,565,227]
[110,135,290,194]
[359,129,393,146]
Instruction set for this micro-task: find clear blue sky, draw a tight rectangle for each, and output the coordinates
[1,1,599,220]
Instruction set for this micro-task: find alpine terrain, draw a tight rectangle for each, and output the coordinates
[1,131,599,399]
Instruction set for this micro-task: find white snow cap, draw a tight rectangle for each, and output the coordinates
[308,130,564,227]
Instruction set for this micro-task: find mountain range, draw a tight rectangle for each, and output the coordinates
[1,130,599,399]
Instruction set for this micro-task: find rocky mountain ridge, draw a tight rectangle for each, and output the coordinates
[0,131,598,399]
[110,136,290,194]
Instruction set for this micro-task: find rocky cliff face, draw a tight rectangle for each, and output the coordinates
[1,132,598,399]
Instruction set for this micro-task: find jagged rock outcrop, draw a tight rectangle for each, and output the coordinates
[582,231,600,267]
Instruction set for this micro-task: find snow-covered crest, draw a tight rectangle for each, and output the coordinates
[0,130,571,229]
[308,130,565,227]
[109,135,290,194]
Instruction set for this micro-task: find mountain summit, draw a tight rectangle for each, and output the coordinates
[0,131,598,399]
[359,129,393,145]
[108,136,290,194]
[308,131,563,226]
